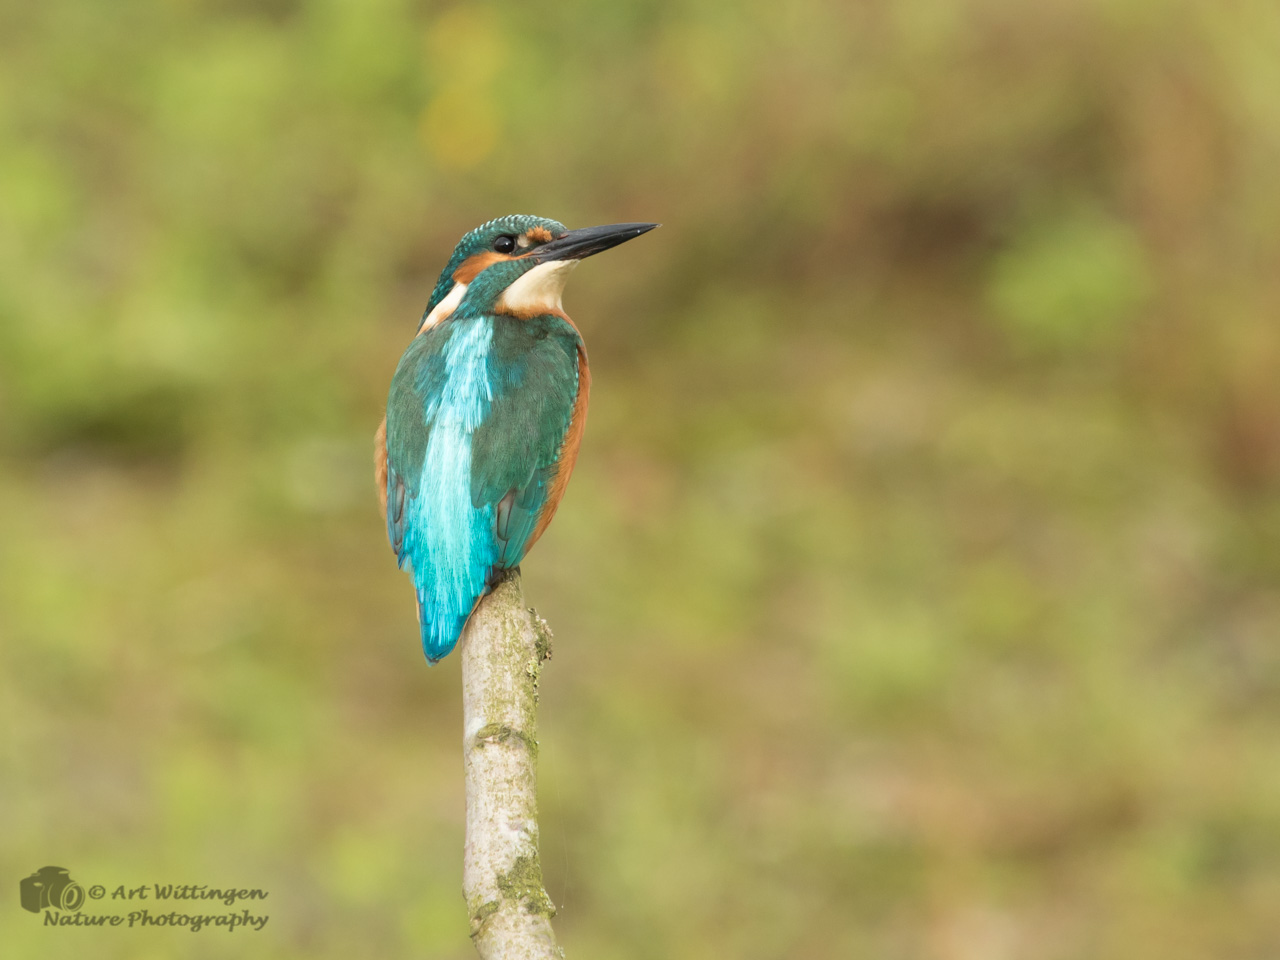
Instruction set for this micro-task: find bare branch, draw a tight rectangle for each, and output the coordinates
[461,570,564,959]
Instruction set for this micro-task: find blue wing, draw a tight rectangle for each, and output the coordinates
[385,313,582,662]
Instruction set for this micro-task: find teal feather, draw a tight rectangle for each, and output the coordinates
[386,304,581,662]
[471,313,580,564]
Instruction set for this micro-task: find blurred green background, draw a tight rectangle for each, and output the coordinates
[3,1,1280,958]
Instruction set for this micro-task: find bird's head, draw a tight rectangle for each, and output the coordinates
[420,214,657,328]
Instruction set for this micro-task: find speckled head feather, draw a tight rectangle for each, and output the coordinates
[419,215,567,325]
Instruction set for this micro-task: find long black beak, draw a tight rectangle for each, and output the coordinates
[532,222,659,263]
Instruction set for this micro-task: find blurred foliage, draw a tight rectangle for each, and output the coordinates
[3,0,1280,958]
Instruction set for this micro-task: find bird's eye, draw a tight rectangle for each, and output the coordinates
[493,235,516,254]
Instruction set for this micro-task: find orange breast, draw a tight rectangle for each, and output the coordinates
[374,416,388,519]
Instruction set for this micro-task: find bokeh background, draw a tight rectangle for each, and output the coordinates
[4,1,1280,958]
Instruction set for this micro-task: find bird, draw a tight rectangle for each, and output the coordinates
[376,215,658,663]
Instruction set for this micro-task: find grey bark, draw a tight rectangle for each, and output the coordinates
[460,569,563,959]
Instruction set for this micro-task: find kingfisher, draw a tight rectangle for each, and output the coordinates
[376,215,658,663]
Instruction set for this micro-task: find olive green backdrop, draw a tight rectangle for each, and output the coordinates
[3,1,1279,958]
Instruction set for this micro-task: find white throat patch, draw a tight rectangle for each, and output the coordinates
[497,260,579,316]
[419,281,468,333]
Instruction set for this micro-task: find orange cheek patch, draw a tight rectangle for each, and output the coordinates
[526,226,553,243]
[452,251,515,283]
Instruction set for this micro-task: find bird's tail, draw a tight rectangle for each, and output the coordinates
[415,589,475,664]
